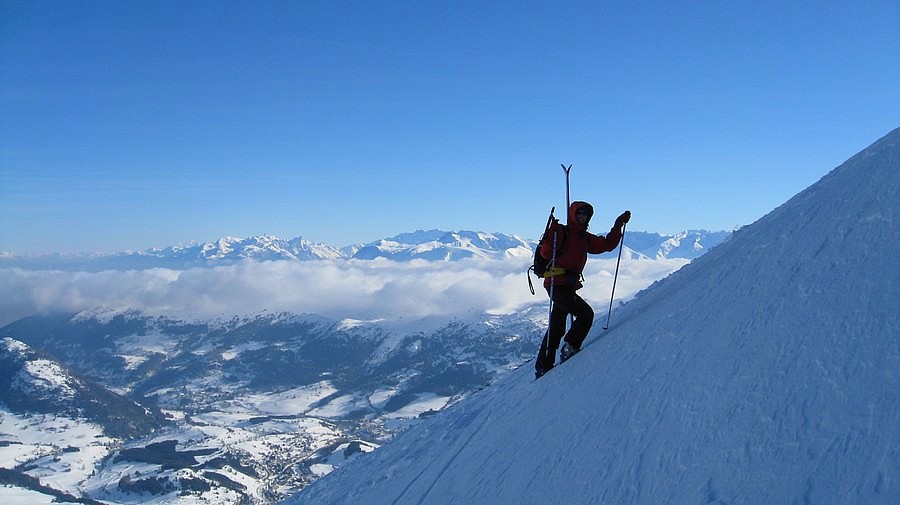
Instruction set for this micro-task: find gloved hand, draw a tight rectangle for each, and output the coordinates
[615,210,631,228]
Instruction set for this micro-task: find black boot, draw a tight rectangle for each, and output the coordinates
[559,342,580,363]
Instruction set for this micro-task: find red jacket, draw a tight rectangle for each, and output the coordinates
[540,201,623,290]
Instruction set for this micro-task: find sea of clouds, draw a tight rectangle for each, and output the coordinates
[0,256,688,327]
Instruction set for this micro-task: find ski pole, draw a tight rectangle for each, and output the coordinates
[602,222,626,331]
[543,229,559,364]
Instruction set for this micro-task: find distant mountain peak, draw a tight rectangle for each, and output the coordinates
[352,229,534,261]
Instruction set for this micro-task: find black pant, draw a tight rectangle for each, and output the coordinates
[535,285,594,371]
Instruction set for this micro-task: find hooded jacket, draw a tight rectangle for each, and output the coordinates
[539,201,623,290]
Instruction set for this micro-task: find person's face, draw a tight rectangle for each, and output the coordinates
[576,208,590,225]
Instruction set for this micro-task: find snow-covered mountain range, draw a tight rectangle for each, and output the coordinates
[287,128,900,504]
[0,229,729,270]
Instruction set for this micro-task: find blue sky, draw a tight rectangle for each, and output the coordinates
[1,0,898,255]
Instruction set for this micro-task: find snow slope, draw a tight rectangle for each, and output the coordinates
[288,128,899,505]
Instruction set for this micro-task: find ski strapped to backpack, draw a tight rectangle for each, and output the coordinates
[528,164,574,296]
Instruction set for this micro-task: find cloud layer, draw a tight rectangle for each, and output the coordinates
[0,257,688,326]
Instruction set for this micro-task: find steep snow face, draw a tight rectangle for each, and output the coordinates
[288,128,900,505]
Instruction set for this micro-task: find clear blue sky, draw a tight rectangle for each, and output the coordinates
[1,0,898,255]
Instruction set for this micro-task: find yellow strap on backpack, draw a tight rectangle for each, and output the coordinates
[543,266,567,278]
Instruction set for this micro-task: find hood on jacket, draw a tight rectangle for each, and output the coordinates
[568,201,594,231]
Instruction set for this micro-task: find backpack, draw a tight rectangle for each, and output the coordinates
[527,208,568,294]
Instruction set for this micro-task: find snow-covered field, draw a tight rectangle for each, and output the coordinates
[0,409,114,500]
